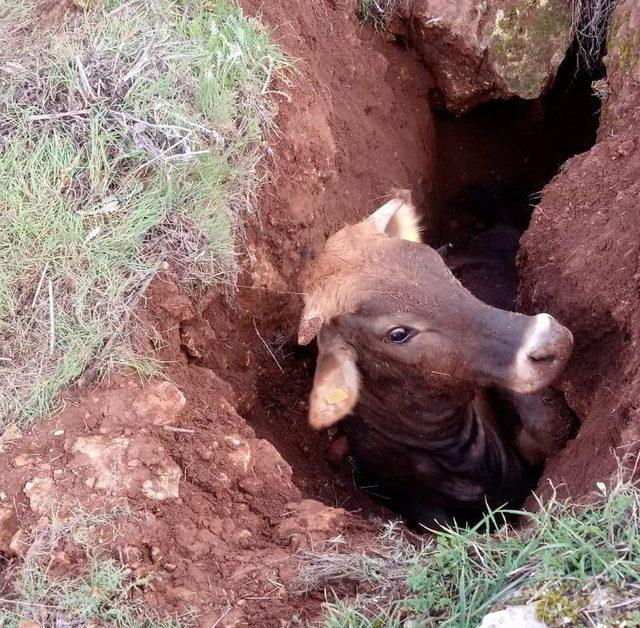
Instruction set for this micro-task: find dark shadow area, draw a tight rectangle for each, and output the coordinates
[433,50,603,248]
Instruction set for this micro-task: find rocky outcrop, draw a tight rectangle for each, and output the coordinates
[402,0,573,113]
[517,0,640,495]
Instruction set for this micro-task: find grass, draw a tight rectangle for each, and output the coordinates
[0,0,286,429]
[0,509,194,627]
[300,463,640,627]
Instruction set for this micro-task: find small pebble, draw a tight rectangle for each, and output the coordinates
[53,429,64,437]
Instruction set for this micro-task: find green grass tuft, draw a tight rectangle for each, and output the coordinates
[0,0,286,429]
[301,465,640,627]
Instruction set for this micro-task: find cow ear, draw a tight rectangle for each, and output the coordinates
[368,190,422,243]
[308,330,360,430]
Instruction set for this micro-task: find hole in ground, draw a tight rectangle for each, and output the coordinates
[236,50,603,525]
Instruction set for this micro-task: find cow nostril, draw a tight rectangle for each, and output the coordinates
[527,347,557,363]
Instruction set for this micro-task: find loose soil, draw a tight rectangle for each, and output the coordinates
[0,0,632,625]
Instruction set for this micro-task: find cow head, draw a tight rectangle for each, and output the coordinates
[299,191,574,430]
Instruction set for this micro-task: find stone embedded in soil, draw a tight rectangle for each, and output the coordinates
[9,529,29,557]
[132,381,187,427]
[404,0,572,113]
[13,453,39,468]
[224,435,253,474]
[159,292,195,322]
[276,499,347,550]
[23,477,57,515]
[479,605,547,627]
[0,507,18,555]
[17,621,42,628]
[69,435,181,501]
[248,243,288,292]
[141,463,181,501]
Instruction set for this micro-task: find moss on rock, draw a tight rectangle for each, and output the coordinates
[488,0,572,98]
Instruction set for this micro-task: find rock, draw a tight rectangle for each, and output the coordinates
[14,453,38,468]
[18,621,42,628]
[604,0,640,130]
[133,381,187,426]
[0,507,18,555]
[24,477,57,515]
[159,293,195,322]
[70,436,130,492]
[121,545,143,565]
[0,424,23,452]
[479,605,547,627]
[141,463,181,501]
[276,499,347,550]
[405,0,572,113]
[248,245,288,292]
[238,477,263,496]
[224,435,253,475]
[9,529,29,557]
[70,435,181,501]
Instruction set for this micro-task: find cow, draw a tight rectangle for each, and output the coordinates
[298,191,576,528]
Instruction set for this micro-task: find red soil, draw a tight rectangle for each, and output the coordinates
[0,0,437,624]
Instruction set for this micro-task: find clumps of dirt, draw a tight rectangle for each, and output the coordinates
[0,344,362,623]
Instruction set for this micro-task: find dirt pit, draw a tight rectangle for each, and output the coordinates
[0,0,622,625]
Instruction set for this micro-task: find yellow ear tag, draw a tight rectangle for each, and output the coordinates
[325,387,349,405]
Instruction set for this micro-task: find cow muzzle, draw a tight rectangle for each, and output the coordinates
[506,313,573,394]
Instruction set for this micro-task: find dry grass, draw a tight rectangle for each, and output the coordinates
[571,0,618,70]
[357,0,406,29]
[0,508,194,627]
[0,0,286,429]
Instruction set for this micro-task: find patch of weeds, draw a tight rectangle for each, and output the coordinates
[0,509,194,626]
[300,463,640,627]
[536,586,582,625]
[358,0,404,30]
[0,0,287,429]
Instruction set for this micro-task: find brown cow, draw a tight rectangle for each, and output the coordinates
[299,191,576,528]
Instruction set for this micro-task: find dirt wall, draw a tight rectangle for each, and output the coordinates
[518,0,640,496]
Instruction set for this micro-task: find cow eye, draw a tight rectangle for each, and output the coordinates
[385,326,414,344]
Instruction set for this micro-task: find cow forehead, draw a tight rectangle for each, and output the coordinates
[303,235,455,324]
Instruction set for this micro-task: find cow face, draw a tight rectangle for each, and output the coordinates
[299,191,574,430]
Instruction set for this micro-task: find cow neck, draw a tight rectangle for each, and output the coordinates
[355,374,477,445]
[355,377,517,468]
